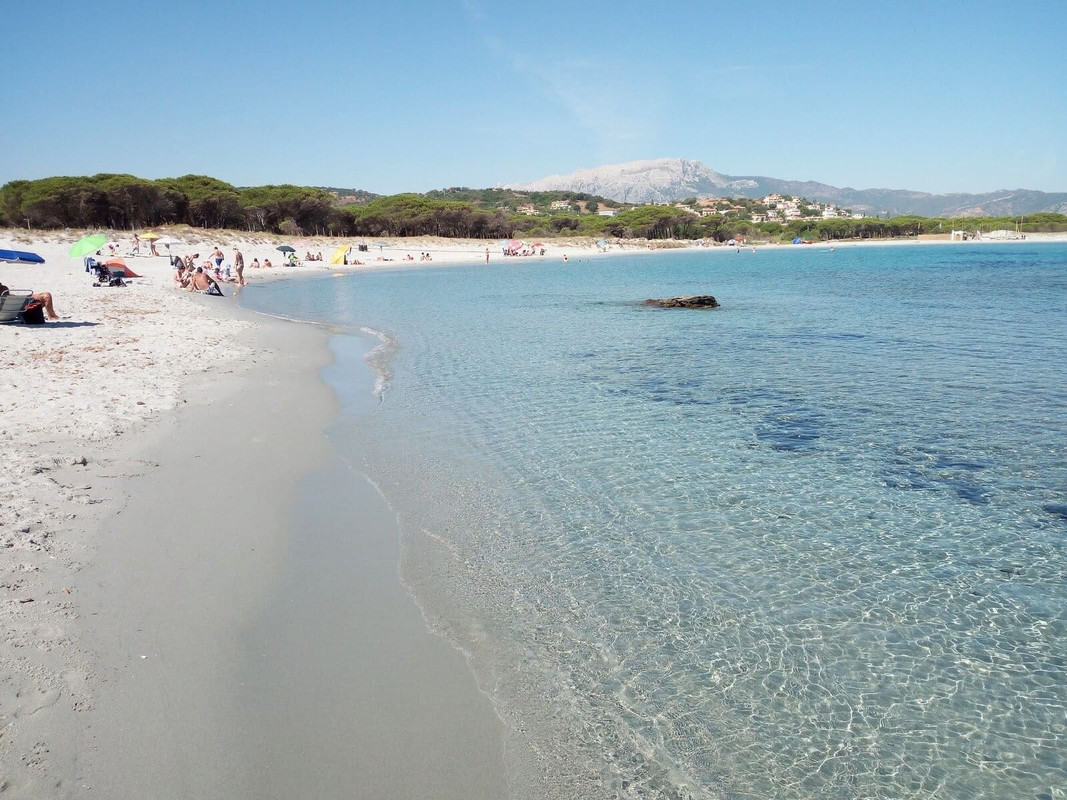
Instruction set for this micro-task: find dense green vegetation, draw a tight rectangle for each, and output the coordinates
[2,173,1065,242]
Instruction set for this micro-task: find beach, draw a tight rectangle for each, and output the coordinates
[0,232,509,797]
[3,229,1065,798]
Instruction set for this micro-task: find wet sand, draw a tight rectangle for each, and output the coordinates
[75,316,505,798]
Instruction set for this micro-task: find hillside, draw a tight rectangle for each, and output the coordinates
[508,158,1067,217]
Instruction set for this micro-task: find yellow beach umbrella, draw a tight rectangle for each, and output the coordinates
[139,232,162,240]
[329,245,351,265]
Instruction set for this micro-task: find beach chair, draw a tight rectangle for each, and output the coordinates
[0,290,33,323]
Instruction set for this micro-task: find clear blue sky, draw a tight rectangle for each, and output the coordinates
[4,0,1065,195]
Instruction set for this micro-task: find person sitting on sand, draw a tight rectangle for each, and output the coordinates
[263,258,272,268]
[187,267,223,295]
[305,251,313,261]
[251,257,260,269]
[0,282,61,320]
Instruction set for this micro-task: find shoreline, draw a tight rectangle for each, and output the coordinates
[0,234,505,796]
[3,229,1064,796]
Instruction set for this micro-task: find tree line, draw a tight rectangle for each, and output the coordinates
[2,173,1064,242]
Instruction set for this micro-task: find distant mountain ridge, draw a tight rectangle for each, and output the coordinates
[506,158,1067,217]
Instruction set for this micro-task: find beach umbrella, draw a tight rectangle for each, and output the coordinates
[532,242,544,247]
[508,240,522,248]
[156,235,181,254]
[69,234,108,259]
[276,245,296,253]
[0,248,45,264]
[329,246,351,265]
[140,232,161,241]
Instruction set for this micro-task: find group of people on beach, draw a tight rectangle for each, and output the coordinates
[172,246,246,294]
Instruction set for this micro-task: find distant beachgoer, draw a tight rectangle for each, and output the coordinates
[263,258,272,268]
[132,234,141,255]
[212,247,224,268]
[149,240,159,257]
[251,258,260,269]
[563,254,569,263]
[485,247,489,265]
[233,248,245,285]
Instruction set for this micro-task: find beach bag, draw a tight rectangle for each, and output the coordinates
[19,300,45,325]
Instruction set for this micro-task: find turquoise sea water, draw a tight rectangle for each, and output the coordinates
[241,244,1066,799]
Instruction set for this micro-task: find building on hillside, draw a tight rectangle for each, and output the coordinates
[550,200,571,211]
[516,204,540,216]
[598,209,619,217]
[699,208,721,217]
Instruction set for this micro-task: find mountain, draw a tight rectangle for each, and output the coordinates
[506,158,1067,217]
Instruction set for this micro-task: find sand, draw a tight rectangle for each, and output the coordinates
[2,226,1065,796]
[0,232,506,797]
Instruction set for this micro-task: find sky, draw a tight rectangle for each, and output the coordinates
[3,0,1065,196]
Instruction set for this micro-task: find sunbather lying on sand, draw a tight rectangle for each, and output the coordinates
[0,282,60,319]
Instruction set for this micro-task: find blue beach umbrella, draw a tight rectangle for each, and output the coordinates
[793,237,804,244]
[0,248,45,264]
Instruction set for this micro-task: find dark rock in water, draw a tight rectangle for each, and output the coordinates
[1043,503,1067,522]
[643,295,719,309]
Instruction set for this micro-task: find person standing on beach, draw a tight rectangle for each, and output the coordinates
[485,247,490,265]
[233,248,245,286]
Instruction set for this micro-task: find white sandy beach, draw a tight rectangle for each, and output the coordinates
[3,226,1066,796]
[0,230,512,797]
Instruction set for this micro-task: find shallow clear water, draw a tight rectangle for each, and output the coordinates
[242,244,1067,799]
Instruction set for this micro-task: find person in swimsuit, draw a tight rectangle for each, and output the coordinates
[0,282,60,319]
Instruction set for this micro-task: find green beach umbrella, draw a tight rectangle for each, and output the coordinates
[69,234,108,260]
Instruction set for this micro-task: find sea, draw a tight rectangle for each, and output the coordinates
[240,243,1066,800]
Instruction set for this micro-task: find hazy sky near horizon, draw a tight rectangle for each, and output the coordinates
[4,0,1065,195]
